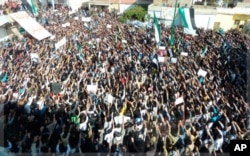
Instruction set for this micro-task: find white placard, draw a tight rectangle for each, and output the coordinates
[170,57,177,63]
[114,115,131,125]
[122,40,127,44]
[106,24,112,29]
[55,37,66,50]
[30,53,39,63]
[197,69,208,77]
[87,85,98,94]
[104,94,114,104]
[74,17,79,20]
[62,22,70,27]
[181,52,188,56]
[159,46,165,50]
[82,17,91,22]
[175,97,184,105]
[158,56,165,63]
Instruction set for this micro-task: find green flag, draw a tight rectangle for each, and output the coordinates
[153,12,161,44]
[31,0,37,16]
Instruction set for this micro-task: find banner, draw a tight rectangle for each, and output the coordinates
[9,11,51,40]
[55,37,66,50]
[114,115,131,125]
[162,7,175,20]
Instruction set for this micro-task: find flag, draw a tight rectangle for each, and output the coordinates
[78,44,84,61]
[30,0,37,16]
[200,45,207,58]
[153,12,161,44]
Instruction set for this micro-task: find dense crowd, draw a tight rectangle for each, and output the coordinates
[1,3,250,156]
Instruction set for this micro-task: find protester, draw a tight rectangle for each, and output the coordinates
[1,3,249,156]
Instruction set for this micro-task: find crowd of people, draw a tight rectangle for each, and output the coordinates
[1,2,250,156]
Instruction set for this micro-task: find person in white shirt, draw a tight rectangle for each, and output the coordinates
[214,127,224,153]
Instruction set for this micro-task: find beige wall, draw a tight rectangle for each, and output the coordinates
[109,3,119,11]
[214,13,250,31]
[214,14,234,31]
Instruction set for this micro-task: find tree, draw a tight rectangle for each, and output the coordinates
[122,5,148,22]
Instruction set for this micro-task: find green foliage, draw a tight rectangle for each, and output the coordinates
[118,16,127,23]
[122,5,148,22]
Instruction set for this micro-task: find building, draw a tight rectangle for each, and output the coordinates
[88,0,153,13]
[148,0,250,32]
[214,7,250,31]
[148,0,192,19]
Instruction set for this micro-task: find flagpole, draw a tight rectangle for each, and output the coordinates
[170,0,178,46]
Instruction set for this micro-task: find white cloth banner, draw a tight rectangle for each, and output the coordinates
[9,11,51,40]
[162,7,175,19]
[55,37,66,50]
[114,115,131,125]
